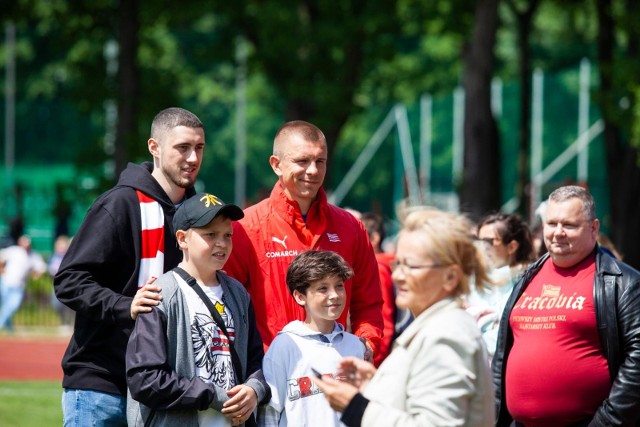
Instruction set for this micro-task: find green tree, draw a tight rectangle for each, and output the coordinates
[209,1,402,187]
[596,0,640,266]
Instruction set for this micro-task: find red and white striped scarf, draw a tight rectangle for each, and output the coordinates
[137,190,165,288]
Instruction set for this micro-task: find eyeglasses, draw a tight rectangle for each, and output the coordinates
[476,237,502,246]
[390,260,443,273]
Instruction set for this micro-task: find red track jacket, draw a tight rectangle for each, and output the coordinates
[224,182,384,355]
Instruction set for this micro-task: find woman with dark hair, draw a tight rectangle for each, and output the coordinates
[476,212,534,271]
[466,212,535,360]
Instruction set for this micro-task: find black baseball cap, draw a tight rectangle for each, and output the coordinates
[173,192,244,232]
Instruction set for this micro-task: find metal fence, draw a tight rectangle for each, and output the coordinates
[10,275,74,329]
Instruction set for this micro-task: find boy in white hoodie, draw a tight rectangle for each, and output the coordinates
[259,250,365,427]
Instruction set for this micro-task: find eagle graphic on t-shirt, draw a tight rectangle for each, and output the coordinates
[191,312,235,390]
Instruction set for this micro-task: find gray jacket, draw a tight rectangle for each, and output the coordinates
[126,269,268,426]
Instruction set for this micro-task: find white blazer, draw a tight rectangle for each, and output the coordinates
[361,297,495,427]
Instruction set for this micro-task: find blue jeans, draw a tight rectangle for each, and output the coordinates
[62,389,127,427]
[0,284,24,331]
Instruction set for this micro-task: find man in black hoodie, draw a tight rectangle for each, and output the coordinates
[54,107,206,426]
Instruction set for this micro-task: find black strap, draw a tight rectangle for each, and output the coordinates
[143,409,156,427]
[173,266,244,385]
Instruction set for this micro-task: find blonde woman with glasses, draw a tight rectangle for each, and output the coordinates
[314,208,495,427]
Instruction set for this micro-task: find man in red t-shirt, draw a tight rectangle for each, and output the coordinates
[493,185,640,427]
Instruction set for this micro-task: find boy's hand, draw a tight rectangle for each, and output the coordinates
[222,384,258,426]
[359,336,374,362]
[130,277,162,320]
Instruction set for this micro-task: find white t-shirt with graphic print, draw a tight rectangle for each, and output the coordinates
[176,273,236,427]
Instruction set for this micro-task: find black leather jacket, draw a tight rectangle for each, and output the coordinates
[493,247,640,427]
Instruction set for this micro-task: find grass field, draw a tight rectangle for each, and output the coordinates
[0,381,62,426]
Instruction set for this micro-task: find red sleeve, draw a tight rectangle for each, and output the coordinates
[373,259,395,367]
[348,221,384,358]
[223,221,251,285]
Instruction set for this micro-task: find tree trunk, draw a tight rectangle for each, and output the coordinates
[597,0,640,267]
[508,0,540,220]
[460,0,501,221]
[115,0,139,177]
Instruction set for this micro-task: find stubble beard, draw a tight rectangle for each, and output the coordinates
[167,166,197,189]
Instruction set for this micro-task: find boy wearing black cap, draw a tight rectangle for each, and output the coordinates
[126,193,269,427]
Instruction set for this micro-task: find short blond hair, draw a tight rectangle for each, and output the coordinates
[273,120,326,157]
[401,208,490,296]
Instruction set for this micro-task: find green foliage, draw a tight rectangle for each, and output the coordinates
[25,273,53,294]
[369,0,473,103]
[0,381,62,426]
[211,0,402,144]
[2,0,640,235]
[633,86,640,152]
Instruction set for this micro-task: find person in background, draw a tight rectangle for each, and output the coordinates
[531,201,548,258]
[360,212,395,367]
[314,208,495,427]
[597,232,622,260]
[466,212,535,359]
[48,235,74,325]
[224,120,383,361]
[343,207,362,220]
[259,250,365,426]
[54,107,206,426]
[127,193,269,427]
[0,235,46,332]
[493,185,640,426]
[48,235,71,278]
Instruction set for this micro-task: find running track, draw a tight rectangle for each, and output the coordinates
[0,335,69,380]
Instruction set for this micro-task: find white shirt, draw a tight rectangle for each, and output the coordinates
[176,273,235,427]
[0,245,46,288]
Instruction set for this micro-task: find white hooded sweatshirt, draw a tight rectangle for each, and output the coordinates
[259,321,365,427]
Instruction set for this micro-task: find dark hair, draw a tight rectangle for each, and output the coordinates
[286,250,353,295]
[477,212,535,265]
[360,212,386,243]
[150,107,204,139]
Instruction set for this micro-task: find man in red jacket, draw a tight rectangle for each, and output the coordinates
[360,212,396,367]
[224,120,383,360]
